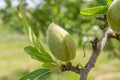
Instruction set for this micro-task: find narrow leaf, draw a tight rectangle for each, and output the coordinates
[20,68,51,80]
[18,6,29,33]
[29,27,53,61]
[80,6,108,16]
[19,5,53,62]
[24,46,52,62]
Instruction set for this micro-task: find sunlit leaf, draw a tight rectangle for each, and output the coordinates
[29,27,53,61]
[18,6,29,33]
[42,62,57,69]
[24,46,53,62]
[19,5,53,62]
[80,6,108,16]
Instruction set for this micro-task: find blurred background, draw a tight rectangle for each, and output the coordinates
[0,0,120,80]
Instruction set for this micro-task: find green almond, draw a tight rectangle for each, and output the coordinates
[47,23,76,62]
[107,0,120,34]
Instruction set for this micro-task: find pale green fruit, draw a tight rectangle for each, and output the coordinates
[47,23,76,62]
[107,0,120,34]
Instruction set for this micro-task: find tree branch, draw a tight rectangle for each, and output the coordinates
[79,27,112,80]
[61,27,120,80]
[110,32,120,41]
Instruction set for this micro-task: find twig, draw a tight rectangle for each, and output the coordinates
[79,27,112,80]
[61,27,114,80]
[110,32,120,41]
[61,62,81,74]
[83,41,92,58]
[95,15,108,30]
[60,2,120,80]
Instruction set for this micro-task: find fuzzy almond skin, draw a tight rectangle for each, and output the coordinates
[107,0,120,34]
[47,23,76,62]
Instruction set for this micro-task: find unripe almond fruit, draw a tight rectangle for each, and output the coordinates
[47,23,76,62]
[107,0,120,34]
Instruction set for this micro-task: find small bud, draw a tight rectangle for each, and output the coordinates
[47,23,76,62]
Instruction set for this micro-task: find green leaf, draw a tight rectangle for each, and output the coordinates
[20,68,51,80]
[42,62,57,69]
[96,0,106,5]
[80,6,108,16]
[18,6,29,33]
[29,27,53,61]
[19,5,53,62]
[24,46,52,62]
[35,72,51,80]
[105,0,112,6]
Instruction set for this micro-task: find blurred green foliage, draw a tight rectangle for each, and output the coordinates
[0,0,120,80]
[0,0,120,58]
